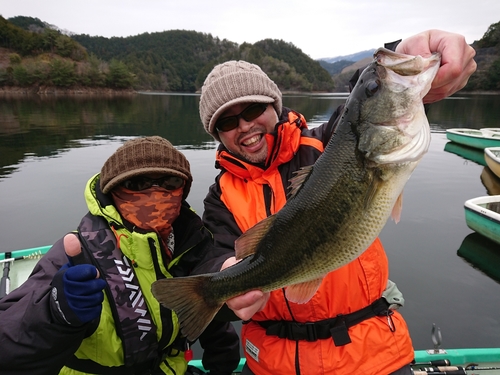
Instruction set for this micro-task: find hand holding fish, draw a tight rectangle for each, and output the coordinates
[221,257,270,321]
[396,29,477,104]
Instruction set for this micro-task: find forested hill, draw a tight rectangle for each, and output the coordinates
[1,15,500,93]
[72,32,334,92]
[465,21,500,91]
[0,15,334,92]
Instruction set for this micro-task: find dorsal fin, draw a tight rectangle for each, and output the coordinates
[288,165,314,199]
[234,215,276,260]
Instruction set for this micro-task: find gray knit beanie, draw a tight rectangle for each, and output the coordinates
[199,60,283,141]
[100,136,192,199]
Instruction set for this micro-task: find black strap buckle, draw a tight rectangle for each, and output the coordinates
[330,315,352,346]
[305,322,317,342]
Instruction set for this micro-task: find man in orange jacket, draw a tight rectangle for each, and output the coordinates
[197,30,476,375]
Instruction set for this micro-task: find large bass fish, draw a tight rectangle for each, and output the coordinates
[152,47,441,341]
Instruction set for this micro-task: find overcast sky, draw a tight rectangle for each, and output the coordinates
[2,0,499,59]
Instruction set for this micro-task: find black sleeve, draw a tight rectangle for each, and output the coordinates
[385,39,402,52]
[196,175,242,274]
[0,238,94,374]
[198,319,240,375]
[348,39,402,91]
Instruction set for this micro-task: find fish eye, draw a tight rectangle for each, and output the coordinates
[365,80,380,96]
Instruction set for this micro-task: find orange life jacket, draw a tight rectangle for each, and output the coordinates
[215,110,414,375]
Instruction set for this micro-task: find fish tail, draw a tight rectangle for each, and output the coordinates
[151,275,222,341]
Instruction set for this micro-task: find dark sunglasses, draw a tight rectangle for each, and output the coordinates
[122,175,185,191]
[215,103,268,132]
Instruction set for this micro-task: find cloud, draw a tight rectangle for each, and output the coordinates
[2,0,499,59]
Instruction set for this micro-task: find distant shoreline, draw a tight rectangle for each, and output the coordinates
[0,86,136,96]
[0,86,497,97]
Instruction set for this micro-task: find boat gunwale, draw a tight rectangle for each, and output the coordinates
[464,195,500,222]
[0,245,51,261]
[485,146,500,160]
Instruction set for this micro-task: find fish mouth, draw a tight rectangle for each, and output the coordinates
[359,48,439,165]
[375,48,441,77]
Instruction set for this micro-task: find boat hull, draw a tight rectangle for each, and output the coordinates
[485,147,500,179]
[464,195,500,245]
[446,128,500,149]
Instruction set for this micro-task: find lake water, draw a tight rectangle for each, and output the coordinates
[1,92,499,355]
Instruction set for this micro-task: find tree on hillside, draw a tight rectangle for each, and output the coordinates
[106,59,135,88]
[8,16,51,33]
[476,21,500,49]
[486,58,500,89]
[49,58,76,87]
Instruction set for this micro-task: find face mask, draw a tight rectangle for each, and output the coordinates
[112,186,183,255]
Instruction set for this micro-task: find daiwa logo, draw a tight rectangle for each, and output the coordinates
[114,256,152,340]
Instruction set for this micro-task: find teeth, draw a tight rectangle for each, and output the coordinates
[243,135,260,146]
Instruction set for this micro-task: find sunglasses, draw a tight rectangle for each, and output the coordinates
[215,103,268,132]
[122,175,185,191]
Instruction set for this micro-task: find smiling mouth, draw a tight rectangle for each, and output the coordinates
[242,134,262,147]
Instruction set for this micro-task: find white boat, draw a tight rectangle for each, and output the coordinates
[446,128,500,149]
[484,147,500,179]
[464,195,500,245]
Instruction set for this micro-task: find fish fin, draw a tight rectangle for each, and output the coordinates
[391,192,403,224]
[284,277,323,304]
[288,165,314,199]
[364,176,381,210]
[234,215,276,260]
[151,276,223,341]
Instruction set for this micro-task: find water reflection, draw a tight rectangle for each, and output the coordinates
[457,232,500,284]
[443,141,486,166]
[2,92,500,351]
[427,94,500,131]
[0,94,213,179]
[480,166,500,195]
[443,140,500,195]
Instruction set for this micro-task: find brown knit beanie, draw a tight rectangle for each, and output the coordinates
[100,136,192,199]
[199,60,282,141]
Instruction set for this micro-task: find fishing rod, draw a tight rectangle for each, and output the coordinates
[0,252,13,299]
[412,370,465,375]
[413,360,451,367]
[412,364,500,374]
[0,250,43,264]
[412,366,466,375]
[0,250,43,298]
[465,363,500,371]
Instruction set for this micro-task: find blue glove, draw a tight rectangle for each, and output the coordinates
[51,264,106,326]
